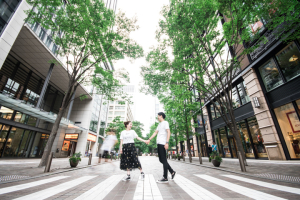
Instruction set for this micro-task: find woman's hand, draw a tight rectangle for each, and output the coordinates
[120,149,122,154]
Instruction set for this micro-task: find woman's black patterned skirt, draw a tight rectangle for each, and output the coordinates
[120,143,142,171]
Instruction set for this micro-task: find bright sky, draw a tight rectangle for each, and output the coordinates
[113,0,169,136]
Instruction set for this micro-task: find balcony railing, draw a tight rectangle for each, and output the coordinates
[27,22,60,56]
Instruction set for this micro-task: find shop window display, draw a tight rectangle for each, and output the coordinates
[219,128,231,157]
[276,42,300,82]
[0,124,10,156]
[259,59,284,91]
[274,102,300,159]
[0,106,14,120]
[237,120,255,158]
[247,117,267,158]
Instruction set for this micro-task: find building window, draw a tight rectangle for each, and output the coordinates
[114,111,125,116]
[275,42,300,82]
[219,128,231,158]
[274,101,300,159]
[231,87,241,109]
[259,58,284,92]
[115,106,125,110]
[109,106,114,110]
[0,0,21,35]
[0,106,14,120]
[237,82,250,105]
[210,104,216,120]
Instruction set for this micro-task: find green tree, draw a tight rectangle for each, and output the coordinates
[142,0,300,170]
[26,0,144,167]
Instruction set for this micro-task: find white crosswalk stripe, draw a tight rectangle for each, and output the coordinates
[133,175,144,200]
[174,174,223,200]
[223,175,300,195]
[0,176,69,195]
[13,176,96,200]
[145,174,163,200]
[133,174,163,200]
[195,175,287,200]
[74,175,124,200]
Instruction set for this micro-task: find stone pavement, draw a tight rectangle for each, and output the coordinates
[0,156,117,180]
[0,156,300,199]
[171,156,300,183]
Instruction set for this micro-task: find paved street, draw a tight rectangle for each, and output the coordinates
[0,157,300,200]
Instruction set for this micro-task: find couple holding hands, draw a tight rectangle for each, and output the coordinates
[119,112,176,183]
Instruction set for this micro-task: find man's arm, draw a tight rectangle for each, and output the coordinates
[164,129,171,150]
[146,130,158,144]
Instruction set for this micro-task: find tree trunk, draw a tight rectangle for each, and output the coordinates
[38,106,66,167]
[184,114,192,163]
[231,123,247,166]
[38,84,74,167]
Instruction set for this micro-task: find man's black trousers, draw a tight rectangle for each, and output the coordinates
[157,144,174,179]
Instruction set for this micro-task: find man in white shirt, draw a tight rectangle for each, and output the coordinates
[147,112,176,183]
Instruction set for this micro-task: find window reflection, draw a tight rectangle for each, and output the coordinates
[259,59,284,91]
[210,104,216,120]
[276,42,300,82]
[231,87,241,109]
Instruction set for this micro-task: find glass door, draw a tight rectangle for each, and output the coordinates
[219,128,231,158]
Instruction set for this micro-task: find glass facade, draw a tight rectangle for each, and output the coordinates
[274,100,300,159]
[213,116,267,159]
[89,95,101,133]
[0,55,64,114]
[275,42,300,82]
[99,100,108,136]
[259,41,300,92]
[210,81,250,121]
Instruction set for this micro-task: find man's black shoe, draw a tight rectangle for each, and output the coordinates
[157,177,169,183]
[171,171,176,179]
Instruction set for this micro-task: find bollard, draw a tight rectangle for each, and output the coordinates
[198,152,202,164]
[44,152,53,173]
[88,153,92,165]
[98,154,101,164]
[237,151,246,172]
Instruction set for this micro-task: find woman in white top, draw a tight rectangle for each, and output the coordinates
[120,121,147,181]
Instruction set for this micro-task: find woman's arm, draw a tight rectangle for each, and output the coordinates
[136,136,146,143]
[119,139,123,154]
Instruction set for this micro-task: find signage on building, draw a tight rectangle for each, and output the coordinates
[65,134,79,140]
[87,133,97,142]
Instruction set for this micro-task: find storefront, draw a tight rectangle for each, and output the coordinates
[61,133,78,157]
[255,38,300,160]
[0,106,50,158]
[85,133,96,156]
[213,116,268,159]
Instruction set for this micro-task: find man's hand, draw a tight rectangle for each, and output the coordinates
[164,143,169,150]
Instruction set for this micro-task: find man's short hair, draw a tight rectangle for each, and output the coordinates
[158,112,166,119]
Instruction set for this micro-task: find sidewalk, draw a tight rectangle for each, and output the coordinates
[0,156,118,182]
[169,156,300,183]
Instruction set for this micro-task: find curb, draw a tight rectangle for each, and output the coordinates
[0,159,119,185]
[169,159,300,185]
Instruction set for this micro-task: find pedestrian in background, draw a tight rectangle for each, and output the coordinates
[100,132,118,162]
[212,142,217,152]
[208,145,212,155]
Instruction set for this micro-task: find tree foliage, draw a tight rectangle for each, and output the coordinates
[25,0,144,166]
[141,0,300,167]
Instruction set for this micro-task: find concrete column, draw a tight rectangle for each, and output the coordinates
[36,63,54,108]
[243,68,286,160]
[67,89,76,120]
